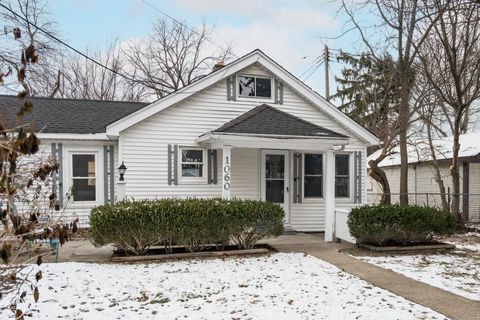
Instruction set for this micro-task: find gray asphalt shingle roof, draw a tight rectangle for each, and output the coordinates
[211,104,349,138]
[0,95,147,134]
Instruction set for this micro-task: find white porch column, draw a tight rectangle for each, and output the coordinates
[222,146,232,199]
[324,150,335,242]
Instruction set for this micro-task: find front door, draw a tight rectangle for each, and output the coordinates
[261,150,290,224]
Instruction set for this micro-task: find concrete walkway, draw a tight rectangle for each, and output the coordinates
[266,233,480,320]
[41,240,114,263]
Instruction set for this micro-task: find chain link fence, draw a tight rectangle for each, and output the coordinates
[367,192,480,223]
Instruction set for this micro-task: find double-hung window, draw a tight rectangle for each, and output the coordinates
[71,154,96,202]
[238,75,272,98]
[304,153,323,198]
[180,147,205,179]
[335,154,350,198]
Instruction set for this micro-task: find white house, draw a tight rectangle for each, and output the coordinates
[1,50,379,241]
[368,132,480,222]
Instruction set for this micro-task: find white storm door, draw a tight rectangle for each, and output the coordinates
[261,150,290,224]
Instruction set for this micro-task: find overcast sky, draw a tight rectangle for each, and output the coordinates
[49,0,372,96]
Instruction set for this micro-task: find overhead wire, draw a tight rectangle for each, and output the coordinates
[0,2,150,89]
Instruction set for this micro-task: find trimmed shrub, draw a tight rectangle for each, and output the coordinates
[90,198,284,255]
[347,204,456,246]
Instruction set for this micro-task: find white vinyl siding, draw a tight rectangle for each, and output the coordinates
[469,163,480,222]
[11,139,117,227]
[120,63,370,231]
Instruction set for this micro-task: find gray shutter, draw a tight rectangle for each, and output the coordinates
[274,79,279,104]
[227,76,237,101]
[51,143,57,197]
[278,81,284,104]
[57,143,63,206]
[207,149,218,184]
[227,77,233,101]
[103,145,115,204]
[168,144,179,185]
[109,146,114,203]
[274,79,284,104]
[293,152,303,203]
[104,146,108,204]
[51,143,63,208]
[354,151,362,203]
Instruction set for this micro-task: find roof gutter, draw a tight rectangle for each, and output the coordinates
[37,133,113,141]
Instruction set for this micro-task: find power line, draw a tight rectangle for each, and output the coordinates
[0,3,145,87]
[298,56,323,80]
[141,0,238,58]
[303,59,324,82]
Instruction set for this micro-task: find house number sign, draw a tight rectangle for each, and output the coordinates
[223,156,231,191]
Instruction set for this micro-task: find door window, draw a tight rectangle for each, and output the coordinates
[265,154,285,203]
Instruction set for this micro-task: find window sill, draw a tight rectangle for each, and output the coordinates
[178,179,209,185]
[236,96,275,103]
[70,201,102,207]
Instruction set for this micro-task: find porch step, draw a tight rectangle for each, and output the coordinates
[283,227,297,235]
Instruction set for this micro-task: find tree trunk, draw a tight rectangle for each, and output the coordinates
[368,158,391,205]
[426,121,449,211]
[451,111,462,225]
[398,73,410,205]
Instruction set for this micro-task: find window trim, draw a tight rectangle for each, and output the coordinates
[335,153,353,200]
[67,149,102,204]
[178,146,208,184]
[302,152,325,201]
[237,74,274,100]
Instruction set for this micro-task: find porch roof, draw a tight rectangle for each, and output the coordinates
[205,104,349,139]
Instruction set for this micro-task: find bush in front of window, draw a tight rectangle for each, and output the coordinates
[89,198,284,255]
[347,204,456,246]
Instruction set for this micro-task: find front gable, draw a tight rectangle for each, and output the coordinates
[107,50,378,146]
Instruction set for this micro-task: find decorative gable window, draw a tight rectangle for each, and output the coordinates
[71,154,96,201]
[180,147,205,179]
[335,154,350,198]
[304,153,323,198]
[238,75,272,98]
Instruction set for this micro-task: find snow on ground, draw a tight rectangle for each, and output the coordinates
[2,253,447,320]
[357,226,480,301]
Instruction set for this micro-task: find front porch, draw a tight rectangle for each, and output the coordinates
[196,104,364,241]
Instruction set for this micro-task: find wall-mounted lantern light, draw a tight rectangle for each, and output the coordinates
[118,161,127,181]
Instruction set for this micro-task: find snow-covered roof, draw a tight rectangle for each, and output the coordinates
[369,132,480,167]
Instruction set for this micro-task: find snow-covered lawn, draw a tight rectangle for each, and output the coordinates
[357,225,480,301]
[3,253,447,320]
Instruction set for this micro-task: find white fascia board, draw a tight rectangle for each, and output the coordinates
[196,133,350,150]
[106,52,261,136]
[37,133,113,141]
[198,132,350,140]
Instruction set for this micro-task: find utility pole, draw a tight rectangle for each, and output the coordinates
[324,44,330,101]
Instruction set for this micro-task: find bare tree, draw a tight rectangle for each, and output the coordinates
[417,1,480,223]
[0,2,78,317]
[0,0,63,97]
[57,41,146,101]
[340,0,450,205]
[414,76,450,211]
[123,18,232,99]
